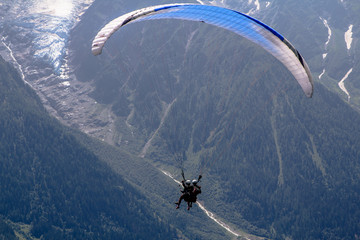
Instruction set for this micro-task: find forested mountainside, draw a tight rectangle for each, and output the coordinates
[0,55,177,239]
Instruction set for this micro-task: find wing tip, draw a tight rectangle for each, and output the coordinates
[92,47,102,56]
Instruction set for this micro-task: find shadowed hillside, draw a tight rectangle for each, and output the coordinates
[0,55,177,239]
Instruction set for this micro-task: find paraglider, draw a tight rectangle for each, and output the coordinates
[91,4,315,210]
[175,172,202,210]
[92,3,313,97]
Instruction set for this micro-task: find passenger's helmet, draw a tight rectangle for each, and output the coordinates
[185,180,191,186]
[192,179,198,185]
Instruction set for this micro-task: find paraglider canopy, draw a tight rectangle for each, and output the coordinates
[92,4,313,97]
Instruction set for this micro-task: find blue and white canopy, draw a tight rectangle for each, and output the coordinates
[92,4,313,97]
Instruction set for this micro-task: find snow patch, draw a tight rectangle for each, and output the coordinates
[338,68,352,102]
[266,1,271,7]
[319,69,325,79]
[60,81,71,87]
[29,0,74,19]
[254,0,260,10]
[320,17,332,59]
[345,24,353,50]
[208,0,227,7]
[320,17,332,48]
[247,0,260,15]
[196,0,205,4]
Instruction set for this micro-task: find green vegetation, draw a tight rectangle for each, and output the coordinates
[0,218,17,240]
[0,56,177,239]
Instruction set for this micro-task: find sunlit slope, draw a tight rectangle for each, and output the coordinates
[253,0,360,106]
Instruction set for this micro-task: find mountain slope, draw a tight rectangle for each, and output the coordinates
[0,55,177,239]
[149,34,360,238]
[1,0,359,239]
[239,0,360,107]
[69,1,360,239]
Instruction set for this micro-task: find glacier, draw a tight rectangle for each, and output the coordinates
[0,0,94,75]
